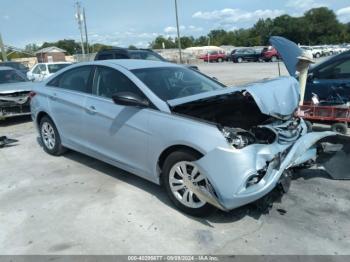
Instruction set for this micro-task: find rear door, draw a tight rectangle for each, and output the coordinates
[306,57,350,103]
[46,65,94,149]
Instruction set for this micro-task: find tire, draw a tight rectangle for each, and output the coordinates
[162,150,216,217]
[39,116,66,156]
[271,56,277,62]
[331,123,348,135]
[237,57,243,63]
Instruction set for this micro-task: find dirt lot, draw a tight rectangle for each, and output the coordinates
[0,62,349,255]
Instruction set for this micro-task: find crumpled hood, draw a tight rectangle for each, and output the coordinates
[168,76,300,119]
[0,81,35,94]
[269,36,303,77]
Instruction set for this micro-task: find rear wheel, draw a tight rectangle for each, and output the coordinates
[218,58,223,62]
[162,150,216,217]
[331,123,348,135]
[271,56,277,62]
[237,57,243,63]
[39,116,66,156]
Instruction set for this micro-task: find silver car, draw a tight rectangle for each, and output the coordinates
[30,59,332,216]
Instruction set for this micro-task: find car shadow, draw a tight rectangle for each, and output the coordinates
[60,148,286,225]
[0,115,32,127]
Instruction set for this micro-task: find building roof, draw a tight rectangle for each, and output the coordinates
[35,46,66,54]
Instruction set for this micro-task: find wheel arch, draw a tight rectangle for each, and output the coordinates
[157,144,205,175]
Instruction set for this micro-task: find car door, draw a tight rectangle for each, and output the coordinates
[83,65,151,177]
[306,58,350,103]
[46,65,94,149]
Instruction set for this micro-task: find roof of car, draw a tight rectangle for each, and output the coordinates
[37,62,72,65]
[0,66,15,71]
[98,59,179,70]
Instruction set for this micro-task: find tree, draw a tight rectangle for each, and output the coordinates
[149,36,175,49]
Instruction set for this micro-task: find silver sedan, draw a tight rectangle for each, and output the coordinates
[30,59,332,216]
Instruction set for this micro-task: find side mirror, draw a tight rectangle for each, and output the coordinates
[112,92,149,107]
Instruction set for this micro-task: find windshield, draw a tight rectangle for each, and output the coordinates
[132,67,225,100]
[0,69,26,84]
[48,63,70,73]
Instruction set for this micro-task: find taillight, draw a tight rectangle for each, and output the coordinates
[29,91,36,99]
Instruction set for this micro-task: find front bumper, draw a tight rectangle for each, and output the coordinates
[193,131,335,211]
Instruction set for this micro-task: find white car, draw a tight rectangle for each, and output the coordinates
[27,62,72,82]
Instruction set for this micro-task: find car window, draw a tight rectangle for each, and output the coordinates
[39,64,47,72]
[92,66,145,99]
[129,51,164,61]
[317,59,350,79]
[0,69,26,84]
[96,53,114,60]
[132,67,224,100]
[32,65,40,74]
[48,63,70,73]
[50,66,92,93]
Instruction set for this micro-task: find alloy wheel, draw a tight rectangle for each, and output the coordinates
[169,161,208,208]
[41,122,56,150]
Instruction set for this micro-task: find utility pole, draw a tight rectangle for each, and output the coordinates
[83,7,89,54]
[174,0,182,64]
[0,33,8,62]
[75,2,85,56]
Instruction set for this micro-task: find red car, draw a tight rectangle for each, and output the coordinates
[200,51,226,62]
[261,46,281,62]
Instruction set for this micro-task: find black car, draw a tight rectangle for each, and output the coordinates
[305,50,350,104]
[231,48,262,63]
[0,61,29,75]
[95,47,199,70]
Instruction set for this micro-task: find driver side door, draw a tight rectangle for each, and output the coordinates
[82,65,152,177]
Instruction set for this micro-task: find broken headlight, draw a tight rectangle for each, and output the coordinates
[221,127,256,149]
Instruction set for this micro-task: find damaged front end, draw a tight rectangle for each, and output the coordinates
[0,91,31,119]
[168,77,335,211]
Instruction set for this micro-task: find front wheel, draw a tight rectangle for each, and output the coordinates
[162,150,216,217]
[39,116,66,156]
[237,57,243,63]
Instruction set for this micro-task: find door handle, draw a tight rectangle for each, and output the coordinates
[86,105,97,114]
[49,93,57,101]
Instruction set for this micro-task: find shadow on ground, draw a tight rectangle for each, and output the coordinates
[0,115,32,127]
[59,147,326,226]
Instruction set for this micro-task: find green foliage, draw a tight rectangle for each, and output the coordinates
[149,7,350,48]
[11,6,350,60]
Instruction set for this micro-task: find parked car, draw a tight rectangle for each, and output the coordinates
[199,50,226,62]
[0,67,34,118]
[27,62,72,82]
[304,50,350,104]
[31,53,332,216]
[95,47,199,70]
[231,48,261,63]
[0,61,29,75]
[261,46,281,62]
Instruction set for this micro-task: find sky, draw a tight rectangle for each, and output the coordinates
[1,0,350,48]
